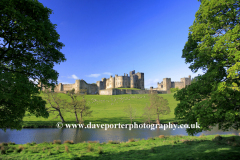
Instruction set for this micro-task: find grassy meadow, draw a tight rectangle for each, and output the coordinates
[1,134,240,159]
[23,93,180,128]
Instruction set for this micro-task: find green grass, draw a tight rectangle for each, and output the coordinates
[1,134,240,160]
[22,93,181,128]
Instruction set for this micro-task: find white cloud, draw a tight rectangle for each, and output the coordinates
[145,79,160,89]
[86,74,101,78]
[103,72,112,76]
[68,74,79,79]
[29,78,39,84]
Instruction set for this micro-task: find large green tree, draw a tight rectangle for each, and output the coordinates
[0,0,66,131]
[174,0,240,135]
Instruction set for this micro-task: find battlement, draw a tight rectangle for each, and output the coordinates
[157,75,191,91]
[38,71,190,95]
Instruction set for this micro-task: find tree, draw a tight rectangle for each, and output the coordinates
[77,96,93,124]
[123,105,137,124]
[170,87,179,93]
[174,0,240,135]
[191,76,199,84]
[66,89,92,124]
[142,104,154,124]
[42,91,68,123]
[0,0,66,130]
[149,92,170,124]
[67,89,82,123]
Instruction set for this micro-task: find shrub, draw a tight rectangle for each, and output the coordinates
[8,142,15,145]
[56,146,60,153]
[47,149,52,155]
[0,147,6,154]
[64,140,74,144]
[0,143,8,147]
[87,144,94,152]
[108,140,120,144]
[17,145,24,153]
[128,138,135,143]
[88,141,99,143]
[159,135,165,139]
[213,135,222,141]
[170,88,179,93]
[227,136,235,142]
[65,145,69,153]
[98,147,103,154]
[53,140,61,144]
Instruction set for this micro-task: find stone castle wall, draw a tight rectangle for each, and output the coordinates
[154,75,191,92]
[38,71,191,95]
[99,89,159,95]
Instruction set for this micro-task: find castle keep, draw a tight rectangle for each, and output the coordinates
[96,70,144,90]
[38,70,191,95]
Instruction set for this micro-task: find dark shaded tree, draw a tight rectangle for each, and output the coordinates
[0,0,66,130]
[174,0,240,135]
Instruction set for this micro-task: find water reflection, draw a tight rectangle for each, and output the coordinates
[0,125,239,144]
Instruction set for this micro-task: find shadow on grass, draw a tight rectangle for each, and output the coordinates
[68,137,240,160]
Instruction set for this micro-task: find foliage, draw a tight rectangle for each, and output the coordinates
[191,76,199,84]
[149,92,170,124]
[0,0,66,130]
[77,96,93,124]
[66,89,93,124]
[170,87,179,93]
[141,104,154,124]
[66,89,92,123]
[174,0,240,135]
[42,91,68,123]
[123,105,137,124]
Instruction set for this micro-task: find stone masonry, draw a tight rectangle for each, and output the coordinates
[38,70,191,95]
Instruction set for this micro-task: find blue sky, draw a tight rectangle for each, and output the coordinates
[38,0,203,88]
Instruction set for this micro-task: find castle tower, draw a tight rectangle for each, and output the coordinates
[74,79,80,93]
[163,78,171,91]
[130,75,135,88]
[101,78,106,89]
[58,83,63,91]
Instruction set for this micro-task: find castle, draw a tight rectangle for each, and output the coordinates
[151,75,191,93]
[38,70,191,95]
[96,70,144,90]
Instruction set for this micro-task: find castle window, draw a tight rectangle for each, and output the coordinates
[161,85,163,88]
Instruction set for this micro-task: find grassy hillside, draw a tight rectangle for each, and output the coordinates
[1,134,240,159]
[23,93,180,127]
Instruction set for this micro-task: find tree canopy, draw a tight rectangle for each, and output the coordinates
[174,0,240,135]
[0,0,66,131]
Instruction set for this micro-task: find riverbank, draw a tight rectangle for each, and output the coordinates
[0,134,240,159]
[22,93,182,128]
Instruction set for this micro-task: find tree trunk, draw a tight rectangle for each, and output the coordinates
[156,114,160,124]
[79,111,83,123]
[74,110,79,123]
[58,110,65,123]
